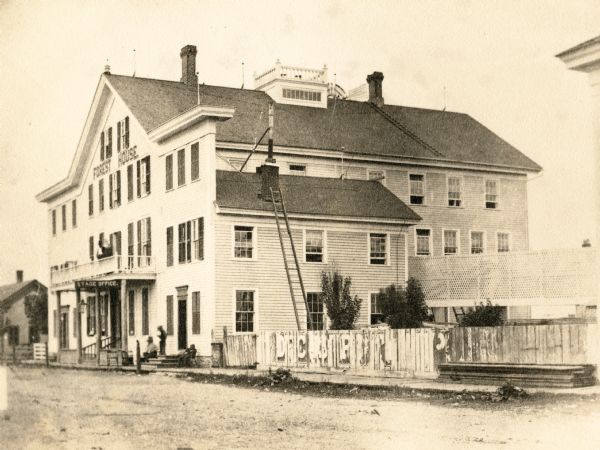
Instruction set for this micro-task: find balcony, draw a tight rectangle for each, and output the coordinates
[408,248,598,307]
[50,255,156,287]
[254,62,327,89]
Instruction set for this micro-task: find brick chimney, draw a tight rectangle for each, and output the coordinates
[258,163,280,202]
[367,71,384,107]
[16,270,23,283]
[180,45,198,85]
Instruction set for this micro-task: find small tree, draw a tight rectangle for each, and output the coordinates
[24,292,48,336]
[379,278,429,328]
[459,301,504,327]
[321,270,362,330]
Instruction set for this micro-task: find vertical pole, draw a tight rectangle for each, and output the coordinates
[75,287,82,364]
[44,341,49,367]
[56,290,61,363]
[120,280,128,353]
[136,340,141,374]
[95,287,101,365]
[266,103,274,162]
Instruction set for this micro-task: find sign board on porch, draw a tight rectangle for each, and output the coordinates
[75,280,119,289]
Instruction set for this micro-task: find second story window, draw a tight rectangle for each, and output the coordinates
[109,171,121,208]
[137,156,151,197]
[471,231,485,254]
[369,233,387,265]
[137,217,151,267]
[443,230,459,255]
[61,204,67,231]
[234,226,254,259]
[72,199,77,228]
[177,148,186,187]
[165,154,173,191]
[485,180,498,209]
[117,117,129,151]
[178,221,191,263]
[416,229,431,256]
[409,174,425,205]
[192,217,204,260]
[191,143,199,181]
[98,179,105,212]
[497,232,510,253]
[88,184,93,216]
[305,230,324,262]
[448,177,462,207]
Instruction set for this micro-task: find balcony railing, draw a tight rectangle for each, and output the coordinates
[408,248,598,307]
[255,63,327,87]
[50,255,155,286]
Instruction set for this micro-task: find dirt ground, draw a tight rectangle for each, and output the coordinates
[1,367,600,450]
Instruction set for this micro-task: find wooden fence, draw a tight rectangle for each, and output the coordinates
[223,333,258,368]
[33,343,47,361]
[446,324,599,365]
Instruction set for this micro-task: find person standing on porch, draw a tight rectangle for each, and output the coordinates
[157,326,167,355]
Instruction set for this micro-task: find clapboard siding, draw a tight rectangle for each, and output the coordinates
[214,215,408,340]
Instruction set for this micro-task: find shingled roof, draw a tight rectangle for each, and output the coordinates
[106,74,541,172]
[0,280,46,309]
[216,170,421,222]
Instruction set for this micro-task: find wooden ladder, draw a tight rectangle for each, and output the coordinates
[452,306,467,323]
[270,187,313,331]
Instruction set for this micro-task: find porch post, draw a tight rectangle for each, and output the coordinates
[56,290,61,361]
[75,287,82,364]
[95,287,101,365]
[120,280,128,352]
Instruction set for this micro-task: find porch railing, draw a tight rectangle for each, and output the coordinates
[50,255,155,286]
[81,336,121,359]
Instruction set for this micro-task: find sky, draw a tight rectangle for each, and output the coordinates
[0,0,599,286]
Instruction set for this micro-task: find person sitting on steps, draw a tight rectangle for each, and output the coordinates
[142,336,158,361]
[178,344,197,367]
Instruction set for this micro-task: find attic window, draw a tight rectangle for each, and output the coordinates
[282,88,321,102]
[289,164,306,175]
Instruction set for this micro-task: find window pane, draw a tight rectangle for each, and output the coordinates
[370,293,384,325]
[444,230,458,255]
[498,233,510,252]
[305,230,323,262]
[307,293,324,330]
[234,226,253,258]
[471,232,484,254]
[370,233,387,264]
[448,177,461,206]
[235,291,254,332]
[416,229,430,256]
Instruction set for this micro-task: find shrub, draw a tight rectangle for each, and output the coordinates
[459,301,505,327]
[321,270,362,330]
[378,278,429,328]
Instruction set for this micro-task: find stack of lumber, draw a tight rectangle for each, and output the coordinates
[438,363,596,388]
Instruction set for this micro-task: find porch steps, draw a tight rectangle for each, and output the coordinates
[141,354,180,370]
[438,363,596,388]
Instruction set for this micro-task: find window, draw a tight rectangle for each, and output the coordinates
[282,88,321,102]
[191,143,199,181]
[165,154,173,191]
[71,199,77,227]
[178,221,191,263]
[235,290,254,332]
[370,293,384,325]
[106,127,113,159]
[485,180,498,209]
[409,174,425,204]
[61,204,67,231]
[51,209,56,236]
[166,295,174,335]
[137,156,151,197]
[117,117,129,151]
[98,178,104,212]
[128,290,135,335]
[141,288,149,335]
[289,164,306,176]
[497,232,510,253]
[177,148,186,187]
[137,218,151,267]
[307,293,324,330]
[471,231,484,254]
[305,230,324,262]
[88,184,94,216]
[369,233,387,265]
[127,164,134,201]
[368,169,385,184]
[127,222,134,268]
[87,296,96,336]
[416,229,431,256]
[443,230,459,255]
[166,226,174,267]
[192,291,201,334]
[89,236,94,261]
[448,177,462,207]
[234,226,254,259]
[192,217,204,260]
[109,171,121,208]
[100,131,105,161]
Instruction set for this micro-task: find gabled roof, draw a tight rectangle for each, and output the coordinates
[107,74,542,172]
[216,170,421,222]
[0,280,47,310]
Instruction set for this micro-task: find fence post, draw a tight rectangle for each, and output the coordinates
[12,345,16,365]
[136,340,141,374]
[45,342,49,368]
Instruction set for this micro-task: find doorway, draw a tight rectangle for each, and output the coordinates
[60,307,69,349]
[109,289,120,348]
[178,299,187,350]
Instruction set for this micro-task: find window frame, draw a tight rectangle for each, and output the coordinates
[408,173,426,205]
[447,175,463,207]
[233,288,258,334]
[233,224,257,260]
[303,229,326,263]
[368,232,389,265]
[369,291,385,325]
[178,221,192,264]
[484,179,499,209]
[288,163,307,176]
[307,292,325,331]
[496,231,511,253]
[442,228,460,256]
[415,228,432,256]
[469,230,486,255]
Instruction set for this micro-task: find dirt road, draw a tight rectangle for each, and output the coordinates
[1,367,599,449]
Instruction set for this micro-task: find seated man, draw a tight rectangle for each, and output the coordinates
[178,344,197,367]
[142,336,158,360]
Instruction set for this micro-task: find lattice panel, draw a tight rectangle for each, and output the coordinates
[409,249,598,304]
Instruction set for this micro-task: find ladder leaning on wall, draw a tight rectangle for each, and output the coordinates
[269,187,314,331]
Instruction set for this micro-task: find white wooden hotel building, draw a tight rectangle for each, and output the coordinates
[36,45,543,364]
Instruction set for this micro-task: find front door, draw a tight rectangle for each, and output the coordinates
[178,299,187,350]
[60,309,69,349]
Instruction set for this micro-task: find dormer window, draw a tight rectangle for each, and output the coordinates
[282,88,321,102]
[289,164,306,176]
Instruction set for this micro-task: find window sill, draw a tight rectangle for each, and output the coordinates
[191,178,201,184]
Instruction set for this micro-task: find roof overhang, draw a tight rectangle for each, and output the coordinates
[557,35,600,73]
[148,105,234,143]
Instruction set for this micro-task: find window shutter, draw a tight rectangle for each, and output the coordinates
[137,220,142,266]
[107,127,112,158]
[145,156,151,194]
[166,226,173,267]
[192,292,201,334]
[117,121,121,152]
[136,160,141,197]
[166,295,174,335]
[116,170,121,206]
[186,221,192,263]
[127,164,133,201]
[146,217,152,256]
[89,236,94,261]
[125,116,129,148]
[199,217,204,260]
[53,310,58,337]
[100,132,105,161]
[165,154,173,190]
[109,173,113,208]
[178,223,185,263]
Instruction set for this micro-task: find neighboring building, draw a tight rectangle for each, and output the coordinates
[36,45,541,363]
[0,271,47,353]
